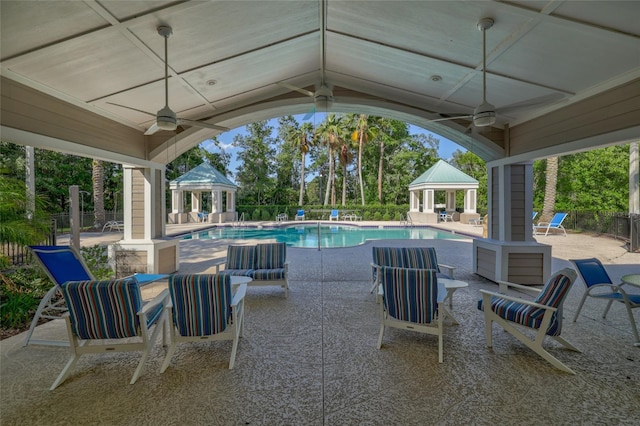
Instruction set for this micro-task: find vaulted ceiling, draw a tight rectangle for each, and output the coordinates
[1,1,639,166]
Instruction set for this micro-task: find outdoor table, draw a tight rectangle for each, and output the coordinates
[621,274,640,288]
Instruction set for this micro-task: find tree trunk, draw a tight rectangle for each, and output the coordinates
[92,159,105,229]
[377,138,384,203]
[299,151,306,206]
[324,146,334,206]
[542,156,558,221]
[358,131,365,206]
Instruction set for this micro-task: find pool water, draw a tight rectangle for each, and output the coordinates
[181,224,466,248]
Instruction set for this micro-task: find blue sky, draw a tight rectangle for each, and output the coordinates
[201,114,464,173]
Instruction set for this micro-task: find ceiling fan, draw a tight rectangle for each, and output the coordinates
[277,0,332,120]
[277,82,334,119]
[430,18,563,128]
[110,26,229,136]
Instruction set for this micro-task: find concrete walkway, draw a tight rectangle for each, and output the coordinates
[3,220,637,424]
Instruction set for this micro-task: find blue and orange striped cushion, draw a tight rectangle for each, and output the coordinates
[479,270,575,336]
[255,242,286,269]
[168,274,232,337]
[226,245,255,270]
[373,247,441,272]
[61,279,143,340]
[381,266,438,324]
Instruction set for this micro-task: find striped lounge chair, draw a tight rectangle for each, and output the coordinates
[378,267,445,362]
[370,246,455,294]
[161,274,247,371]
[50,279,168,390]
[478,268,580,374]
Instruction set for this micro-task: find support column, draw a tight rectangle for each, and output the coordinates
[410,191,420,212]
[423,189,434,213]
[191,191,202,212]
[227,191,235,212]
[445,190,456,212]
[473,162,551,285]
[110,166,179,276]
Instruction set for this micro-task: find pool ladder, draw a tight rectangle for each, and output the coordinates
[233,212,246,228]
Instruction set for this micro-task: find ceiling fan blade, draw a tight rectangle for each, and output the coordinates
[277,82,314,97]
[144,122,160,135]
[496,93,566,114]
[427,114,473,123]
[178,119,229,132]
[303,105,316,120]
[106,102,155,117]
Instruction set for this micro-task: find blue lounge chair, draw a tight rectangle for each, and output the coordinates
[295,209,305,221]
[25,245,168,347]
[533,212,568,236]
[329,209,339,221]
[571,258,640,346]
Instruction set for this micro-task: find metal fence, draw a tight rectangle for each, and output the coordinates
[564,211,639,252]
[1,219,57,266]
[49,211,123,233]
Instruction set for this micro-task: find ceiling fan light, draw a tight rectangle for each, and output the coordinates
[314,85,334,110]
[157,106,177,131]
[473,101,496,127]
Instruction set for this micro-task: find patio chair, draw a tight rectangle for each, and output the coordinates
[295,209,305,221]
[329,209,339,221]
[161,274,247,371]
[571,258,639,345]
[533,212,568,236]
[50,279,168,390]
[478,268,579,374]
[377,266,445,362]
[25,245,168,347]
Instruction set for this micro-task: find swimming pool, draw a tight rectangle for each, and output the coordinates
[181,224,467,248]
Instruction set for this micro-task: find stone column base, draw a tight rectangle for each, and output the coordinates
[109,239,180,277]
[473,239,551,285]
[407,212,439,224]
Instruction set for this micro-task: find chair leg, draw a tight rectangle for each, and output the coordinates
[602,300,614,318]
[623,302,639,344]
[229,327,240,369]
[160,342,178,373]
[572,292,589,322]
[50,354,80,390]
[377,324,385,349]
[23,286,60,347]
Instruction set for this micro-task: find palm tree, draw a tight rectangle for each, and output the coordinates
[294,122,314,206]
[316,114,343,206]
[372,117,394,203]
[92,159,105,229]
[348,114,377,206]
[542,156,559,221]
[338,141,354,206]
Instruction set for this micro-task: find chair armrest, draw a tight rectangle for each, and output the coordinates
[141,288,170,314]
[479,289,557,313]
[211,257,226,273]
[231,284,247,307]
[534,222,550,227]
[497,280,541,296]
[438,263,455,278]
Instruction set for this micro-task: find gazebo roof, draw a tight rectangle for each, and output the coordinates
[169,163,237,190]
[409,160,478,189]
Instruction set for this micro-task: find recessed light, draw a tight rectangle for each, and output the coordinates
[431,75,442,82]
[206,79,217,86]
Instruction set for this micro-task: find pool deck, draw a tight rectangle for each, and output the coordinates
[2,220,639,424]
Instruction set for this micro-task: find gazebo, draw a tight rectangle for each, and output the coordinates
[408,160,480,224]
[168,162,238,224]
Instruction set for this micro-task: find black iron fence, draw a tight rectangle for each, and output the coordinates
[1,219,57,266]
[49,211,123,234]
[563,211,639,252]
